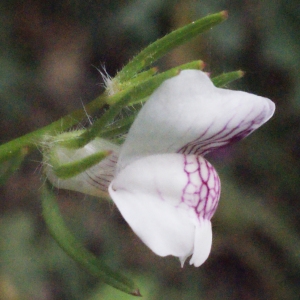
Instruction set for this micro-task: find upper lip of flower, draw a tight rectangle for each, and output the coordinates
[116,70,275,171]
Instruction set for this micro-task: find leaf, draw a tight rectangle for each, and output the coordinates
[116,11,227,82]
[212,70,244,87]
[41,185,141,296]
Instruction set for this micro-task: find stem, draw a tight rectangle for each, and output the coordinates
[0,94,108,164]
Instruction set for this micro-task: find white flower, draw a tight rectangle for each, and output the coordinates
[108,70,275,267]
[44,70,275,267]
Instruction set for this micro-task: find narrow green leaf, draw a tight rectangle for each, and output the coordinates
[41,185,141,296]
[212,70,245,87]
[116,11,227,82]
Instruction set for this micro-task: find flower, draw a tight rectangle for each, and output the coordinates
[108,70,275,267]
[44,70,275,267]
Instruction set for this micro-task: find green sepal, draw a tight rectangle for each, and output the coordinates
[121,67,158,89]
[116,11,227,82]
[107,60,204,106]
[41,184,141,296]
[49,149,110,179]
[100,114,137,139]
[212,70,245,87]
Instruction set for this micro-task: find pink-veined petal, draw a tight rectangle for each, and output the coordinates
[117,70,275,170]
[45,138,119,197]
[109,153,220,265]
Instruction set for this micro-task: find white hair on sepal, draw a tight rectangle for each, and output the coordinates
[80,99,94,126]
[38,126,86,178]
[92,64,120,97]
[40,130,121,198]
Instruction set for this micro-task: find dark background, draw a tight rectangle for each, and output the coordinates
[1,1,300,299]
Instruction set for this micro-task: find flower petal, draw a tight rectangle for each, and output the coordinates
[45,138,119,197]
[189,220,212,267]
[117,70,275,170]
[109,153,220,264]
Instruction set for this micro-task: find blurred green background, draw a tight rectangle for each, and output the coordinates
[1,1,300,299]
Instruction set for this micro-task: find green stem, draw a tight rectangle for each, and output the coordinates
[42,184,141,296]
[0,94,108,164]
[0,147,28,185]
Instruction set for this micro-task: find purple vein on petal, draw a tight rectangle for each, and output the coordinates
[83,152,119,192]
[178,108,267,157]
[180,155,220,221]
